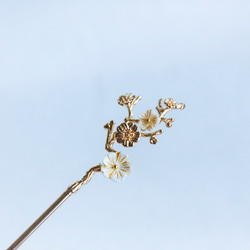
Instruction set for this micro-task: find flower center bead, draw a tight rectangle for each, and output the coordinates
[124,131,134,140]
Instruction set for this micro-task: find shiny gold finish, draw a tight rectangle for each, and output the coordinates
[156,98,185,128]
[69,164,101,193]
[115,122,140,147]
[105,94,185,151]
[141,129,163,144]
[104,120,117,152]
[117,94,141,120]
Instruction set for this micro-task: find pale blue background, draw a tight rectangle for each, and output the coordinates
[0,1,250,250]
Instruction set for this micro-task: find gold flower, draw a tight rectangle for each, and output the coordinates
[139,110,158,131]
[102,152,131,182]
[164,98,180,109]
[117,94,136,106]
[115,122,140,147]
[117,94,140,106]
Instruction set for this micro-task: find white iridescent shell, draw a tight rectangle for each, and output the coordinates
[139,109,158,131]
[102,152,131,182]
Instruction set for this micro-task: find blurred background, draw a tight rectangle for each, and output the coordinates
[0,1,249,249]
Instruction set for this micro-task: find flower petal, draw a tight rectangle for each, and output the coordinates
[102,152,131,182]
[102,168,113,179]
[117,138,123,144]
[139,109,158,131]
[131,124,138,132]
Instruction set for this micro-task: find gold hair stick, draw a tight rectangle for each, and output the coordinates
[7,94,185,249]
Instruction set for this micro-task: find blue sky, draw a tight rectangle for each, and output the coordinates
[1,1,250,249]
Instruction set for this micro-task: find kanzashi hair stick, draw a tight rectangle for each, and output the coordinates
[7,93,185,250]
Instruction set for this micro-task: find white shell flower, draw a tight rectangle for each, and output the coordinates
[102,152,131,182]
[139,109,158,131]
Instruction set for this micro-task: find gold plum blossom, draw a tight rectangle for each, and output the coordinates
[115,122,140,147]
[117,93,140,106]
[104,95,185,153]
[117,93,141,120]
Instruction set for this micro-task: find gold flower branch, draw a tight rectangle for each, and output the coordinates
[118,94,141,122]
[104,94,185,152]
[156,98,185,128]
[140,129,163,145]
[104,120,117,153]
[69,165,101,193]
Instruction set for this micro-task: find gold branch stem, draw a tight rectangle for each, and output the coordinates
[127,105,133,119]
[124,117,140,123]
[140,129,163,138]
[158,108,171,120]
[140,129,163,144]
[104,121,117,152]
[69,165,102,193]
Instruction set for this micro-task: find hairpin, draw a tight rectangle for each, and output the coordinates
[7,93,185,250]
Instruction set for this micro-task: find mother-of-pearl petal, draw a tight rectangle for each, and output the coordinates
[102,152,131,182]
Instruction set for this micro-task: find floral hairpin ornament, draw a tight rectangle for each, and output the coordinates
[102,94,185,182]
[8,94,185,250]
